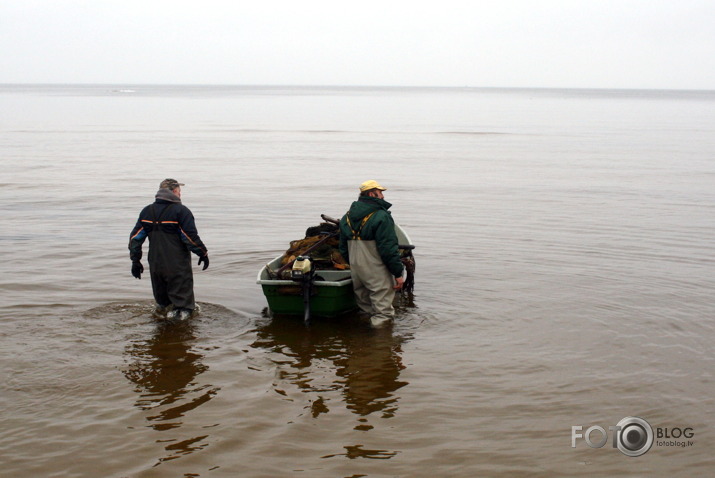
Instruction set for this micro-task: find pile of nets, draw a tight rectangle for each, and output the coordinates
[280,222,348,271]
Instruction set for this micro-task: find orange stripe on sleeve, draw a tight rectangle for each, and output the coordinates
[130,227,144,240]
[179,227,203,249]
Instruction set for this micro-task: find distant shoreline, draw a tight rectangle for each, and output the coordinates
[1,83,714,97]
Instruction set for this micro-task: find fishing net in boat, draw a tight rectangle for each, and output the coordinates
[280,222,348,270]
[279,218,415,295]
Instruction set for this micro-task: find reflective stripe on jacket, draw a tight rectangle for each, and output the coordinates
[129,194,207,263]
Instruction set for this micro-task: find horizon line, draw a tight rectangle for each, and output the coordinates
[1,82,714,93]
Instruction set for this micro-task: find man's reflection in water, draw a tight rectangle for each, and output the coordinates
[337,327,405,420]
[123,320,218,464]
[252,315,409,424]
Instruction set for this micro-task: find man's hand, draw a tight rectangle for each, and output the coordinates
[394,276,404,290]
[198,255,209,270]
[131,261,144,279]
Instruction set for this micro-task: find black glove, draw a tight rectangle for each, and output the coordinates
[131,261,144,279]
[198,255,209,270]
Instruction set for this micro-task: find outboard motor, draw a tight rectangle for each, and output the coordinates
[291,256,315,323]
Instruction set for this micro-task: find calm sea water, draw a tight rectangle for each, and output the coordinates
[1,84,714,477]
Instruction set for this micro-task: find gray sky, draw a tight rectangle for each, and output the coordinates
[1,0,714,89]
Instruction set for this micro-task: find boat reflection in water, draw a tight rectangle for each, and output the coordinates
[122,318,219,464]
[252,313,411,440]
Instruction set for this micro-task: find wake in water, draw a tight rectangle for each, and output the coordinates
[82,301,243,324]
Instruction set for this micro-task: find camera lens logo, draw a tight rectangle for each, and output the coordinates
[615,416,653,457]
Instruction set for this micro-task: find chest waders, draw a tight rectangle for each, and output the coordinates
[345,212,396,321]
[147,203,195,311]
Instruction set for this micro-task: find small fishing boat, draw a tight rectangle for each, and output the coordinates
[257,216,414,321]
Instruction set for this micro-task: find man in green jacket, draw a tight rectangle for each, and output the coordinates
[339,180,404,327]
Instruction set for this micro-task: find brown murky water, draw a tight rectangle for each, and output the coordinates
[1,85,714,476]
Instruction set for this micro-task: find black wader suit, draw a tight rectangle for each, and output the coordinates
[129,189,208,311]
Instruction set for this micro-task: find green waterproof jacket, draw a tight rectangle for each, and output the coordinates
[338,196,405,278]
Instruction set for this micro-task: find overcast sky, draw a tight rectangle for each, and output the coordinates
[1,0,714,89]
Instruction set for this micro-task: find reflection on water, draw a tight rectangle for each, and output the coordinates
[321,444,400,460]
[338,328,406,420]
[122,317,219,464]
[252,314,410,435]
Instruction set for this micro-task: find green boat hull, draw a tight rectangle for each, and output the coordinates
[260,281,357,318]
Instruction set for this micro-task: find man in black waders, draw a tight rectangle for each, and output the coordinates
[129,179,209,321]
[339,180,404,328]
